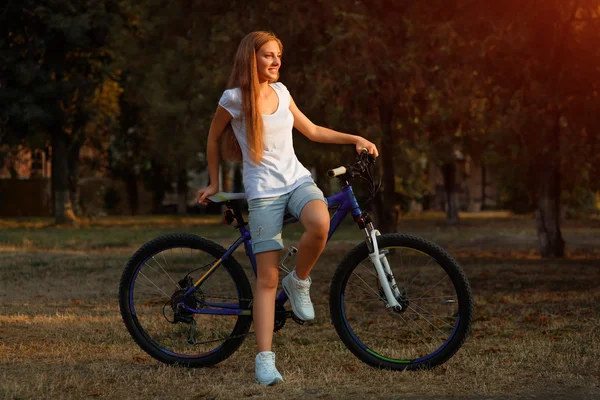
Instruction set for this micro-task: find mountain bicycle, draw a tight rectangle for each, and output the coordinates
[118,150,474,371]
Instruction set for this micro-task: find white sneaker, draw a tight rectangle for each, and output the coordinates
[254,351,284,386]
[282,271,315,321]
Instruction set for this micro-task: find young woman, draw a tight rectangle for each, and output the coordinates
[197,31,378,386]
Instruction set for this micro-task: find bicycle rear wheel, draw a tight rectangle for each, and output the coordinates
[119,234,252,367]
[330,233,473,370]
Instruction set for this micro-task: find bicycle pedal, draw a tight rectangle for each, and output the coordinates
[291,313,306,325]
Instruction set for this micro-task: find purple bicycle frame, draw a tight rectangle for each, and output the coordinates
[182,184,363,316]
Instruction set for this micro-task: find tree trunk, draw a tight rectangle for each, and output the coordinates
[535,117,565,258]
[67,134,84,216]
[222,161,232,192]
[441,162,459,225]
[535,191,564,258]
[125,173,139,215]
[233,163,243,192]
[51,130,77,225]
[481,163,487,211]
[177,168,188,215]
[151,161,166,214]
[118,87,141,215]
[374,104,397,233]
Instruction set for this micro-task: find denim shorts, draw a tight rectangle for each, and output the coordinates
[248,181,326,254]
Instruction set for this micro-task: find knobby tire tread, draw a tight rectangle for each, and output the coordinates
[119,233,252,368]
[329,233,474,371]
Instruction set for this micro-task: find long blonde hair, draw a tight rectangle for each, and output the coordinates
[221,31,283,163]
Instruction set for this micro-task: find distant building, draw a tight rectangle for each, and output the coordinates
[0,146,51,179]
[427,152,499,212]
[0,144,212,216]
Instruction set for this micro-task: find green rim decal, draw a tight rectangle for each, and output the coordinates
[366,348,410,363]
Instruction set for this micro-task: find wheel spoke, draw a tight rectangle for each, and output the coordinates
[406,256,433,289]
[151,255,178,287]
[336,237,472,368]
[406,305,454,335]
[412,295,457,302]
[358,262,379,278]
[411,303,456,329]
[397,313,436,345]
[414,275,451,300]
[121,234,253,366]
[348,270,383,299]
[138,271,171,300]
[342,297,385,304]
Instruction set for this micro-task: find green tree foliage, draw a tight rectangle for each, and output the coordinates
[453,0,600,256]
[0,0,123,223]
[3,0,599,258]
[270,1,428,231]
[109,1,251,213]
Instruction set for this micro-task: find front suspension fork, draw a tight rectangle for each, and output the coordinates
[363,223,402,310]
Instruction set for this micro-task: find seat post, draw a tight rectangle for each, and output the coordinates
[226,200,247,227]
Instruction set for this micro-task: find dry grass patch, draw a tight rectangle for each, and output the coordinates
[0,219,599,399]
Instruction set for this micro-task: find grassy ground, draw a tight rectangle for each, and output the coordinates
[0,214,599,399]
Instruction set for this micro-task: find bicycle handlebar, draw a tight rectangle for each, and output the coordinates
[326,148,381,204]
[327,149,375,179]
[327,166,347,178]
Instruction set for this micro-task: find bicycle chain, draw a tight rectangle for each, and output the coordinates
[182,294,290,345]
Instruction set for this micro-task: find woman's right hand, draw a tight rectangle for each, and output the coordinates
[197,184,219,205]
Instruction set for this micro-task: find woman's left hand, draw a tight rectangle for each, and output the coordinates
[355,138,379,158]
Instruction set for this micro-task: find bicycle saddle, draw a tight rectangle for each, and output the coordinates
[207,192,247,203]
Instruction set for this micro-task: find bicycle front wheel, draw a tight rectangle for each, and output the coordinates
[119,234,253,367]
[330,233,473,370]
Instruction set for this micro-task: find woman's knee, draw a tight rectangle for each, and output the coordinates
[310,216,329,241]
[303,217,328,245]
[255,250,280,290]
[256,262,279,291]
[301,201,330,239]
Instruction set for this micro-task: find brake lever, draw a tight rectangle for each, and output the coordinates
[356,149,369,164]
[354,152,376,172]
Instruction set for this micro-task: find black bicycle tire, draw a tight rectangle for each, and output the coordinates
[119,233,253,367]
[329,233,474,370]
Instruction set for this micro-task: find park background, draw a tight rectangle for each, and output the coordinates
[1,1,599,399]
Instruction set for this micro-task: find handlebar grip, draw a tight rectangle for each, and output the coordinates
[327,166,347,178]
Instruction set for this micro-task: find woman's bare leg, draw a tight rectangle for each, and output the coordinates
[294,200,330,280]
[253,250,280,352]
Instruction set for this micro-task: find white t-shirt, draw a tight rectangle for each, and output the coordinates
[218,82,313,200]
